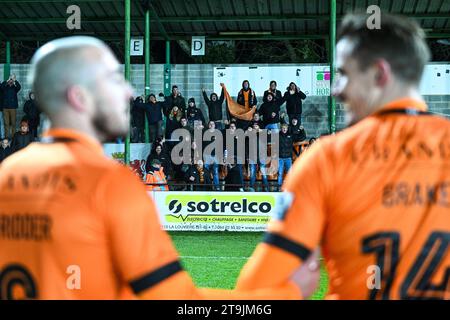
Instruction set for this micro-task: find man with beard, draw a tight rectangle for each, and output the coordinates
[0,36,319,300]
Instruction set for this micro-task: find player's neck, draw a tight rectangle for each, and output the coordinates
[375,85,423,112]
[49,110,106,144]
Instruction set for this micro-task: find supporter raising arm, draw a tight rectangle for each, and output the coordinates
[202,86,225,130]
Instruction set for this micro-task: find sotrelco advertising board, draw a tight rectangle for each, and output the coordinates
[150,191,293,232]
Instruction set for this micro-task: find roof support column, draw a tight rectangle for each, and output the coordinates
[164,40,171,96]
[124,0,131,164]
[144,8,150,143]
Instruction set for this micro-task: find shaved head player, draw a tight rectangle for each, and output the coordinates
[0,37,319,300]
[235,14,450,300]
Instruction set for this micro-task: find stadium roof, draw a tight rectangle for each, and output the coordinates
[0,0,450,42]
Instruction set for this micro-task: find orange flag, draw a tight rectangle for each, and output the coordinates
[223,85,256,121]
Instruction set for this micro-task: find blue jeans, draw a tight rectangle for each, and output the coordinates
[278,158,292,187]
[249,162,268,190]
[204,155,219,189]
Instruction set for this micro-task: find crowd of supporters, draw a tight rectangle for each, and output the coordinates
[138,80,314,192]
[0,74,315,191]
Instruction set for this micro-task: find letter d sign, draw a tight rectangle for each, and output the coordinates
[191,36,205,56]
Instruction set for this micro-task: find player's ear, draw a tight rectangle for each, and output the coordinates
[66,85,91,113]
[374,59,391,87]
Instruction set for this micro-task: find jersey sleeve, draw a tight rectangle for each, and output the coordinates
[236,140,334,291]
[94,165,195,298]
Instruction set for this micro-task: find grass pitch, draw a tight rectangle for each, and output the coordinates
[169,231,328,300]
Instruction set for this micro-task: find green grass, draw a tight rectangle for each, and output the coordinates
[169,231,328,299]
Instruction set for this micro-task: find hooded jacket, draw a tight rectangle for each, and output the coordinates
[202,88,224,121]
[186,98,205,125]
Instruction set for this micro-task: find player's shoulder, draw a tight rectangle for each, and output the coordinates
[288,119,377,175]
[316,117,380,156]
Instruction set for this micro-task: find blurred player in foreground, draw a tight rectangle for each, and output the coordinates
[0,36,319,300]
[236,13,450,300]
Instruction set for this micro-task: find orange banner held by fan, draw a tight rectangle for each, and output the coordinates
[222,84,256,121]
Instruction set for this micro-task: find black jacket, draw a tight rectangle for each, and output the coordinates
[134,98,165,124]
[11,132,34,153]
[258,100,283,126]
[283,89,306,115]
[289,124,306,142]
[164,94,186,113]
[186,106,205,125]
[131,98,145,128]
[263,89,283,103]
[279,131,294,159]
[185,165,212,191]
[1,80,21,109]
[23,98,40,121]
[224,165,243,191]
[0,146,12,162]
[165,115,181,140]
[202,89,224,121]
